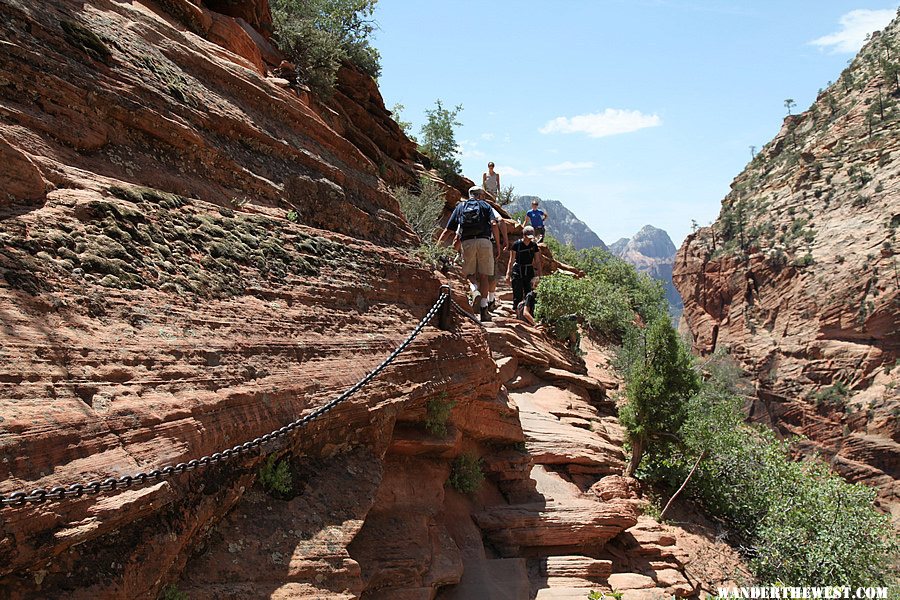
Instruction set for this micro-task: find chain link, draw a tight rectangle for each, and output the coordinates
[450,298,485,329]
[0,289,451,509]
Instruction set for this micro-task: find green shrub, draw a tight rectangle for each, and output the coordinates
[812,381,850,406]
[448,453,484,495]
[617,316,700,476]
[496,185,517,207]
[588,591,623,600]
[393,177,457,268]
[411,242,456,270]
[258,455,292,497]
[271,0,380,94]
[158,585,188,600]
[425,393,455,436]
[792,253,814,267]
[418,100,463,180]
[394,177,446,242]
[639,355,899,587]
[534,244,666,342]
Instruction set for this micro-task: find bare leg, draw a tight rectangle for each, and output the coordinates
[478,272,489,303]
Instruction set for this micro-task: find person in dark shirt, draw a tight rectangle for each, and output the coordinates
[505,225,542,309]
[516,290,537,325]
[438,186,500,321]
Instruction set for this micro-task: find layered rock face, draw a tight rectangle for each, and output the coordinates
[674,17,900,520]
[611,225,683,317]
[0,0,477,596]
[0,1,749,597]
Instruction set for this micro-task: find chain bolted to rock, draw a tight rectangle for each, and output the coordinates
[0,285,472,509]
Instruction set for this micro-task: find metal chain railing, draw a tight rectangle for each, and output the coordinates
[450,297,486,328]
[0,286,453,509]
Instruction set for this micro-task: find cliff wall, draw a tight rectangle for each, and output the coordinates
[0,1,747,597]
[0,0,482,595]
[674,16,900,521]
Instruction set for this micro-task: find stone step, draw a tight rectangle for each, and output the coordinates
[533,555,613,580]
[437,558,529,600]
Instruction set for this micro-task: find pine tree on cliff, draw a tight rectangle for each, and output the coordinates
[418,99,463,180]
[618,317,700,477]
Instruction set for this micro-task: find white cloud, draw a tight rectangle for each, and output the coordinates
[539,108,661,138]
[546,161,595,172]
[496,165,528,177]
[457,140,486,159]
[810,9,896,54]
[480,132,495,141]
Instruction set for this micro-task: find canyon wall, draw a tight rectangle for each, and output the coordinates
[0,1,748,598]
[674,16,900,521]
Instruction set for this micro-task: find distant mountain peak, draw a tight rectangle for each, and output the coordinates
[610,225,682,316]
[627,225,676,259]
[510,196,607,251]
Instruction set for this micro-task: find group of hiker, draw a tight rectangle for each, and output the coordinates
[438,162,548,324]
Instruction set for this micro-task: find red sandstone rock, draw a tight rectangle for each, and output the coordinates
[473,499,640,556]
[203,0,273,39]
[0,2,755,598]
[674,15,900,519]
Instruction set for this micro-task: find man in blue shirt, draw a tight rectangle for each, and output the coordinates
[439,186,500,321]
[522,199,548,242]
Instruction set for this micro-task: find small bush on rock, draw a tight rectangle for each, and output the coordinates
[158,585,188,600]
[425,393,455,436]
[258,455,292,497]
[448,453,484,495]
[394,177,456,269]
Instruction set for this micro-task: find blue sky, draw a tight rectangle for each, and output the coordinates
[372,1,899,247]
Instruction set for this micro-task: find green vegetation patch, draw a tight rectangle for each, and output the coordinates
[271,0,381,94]
[536,239,667,342]
[60,20,111,64]
[394,177,457,268]
[158,585,188,600]
[417,100,463,180]
[811,381,850,407]
[258,454,293,498]
[425,393,455,437]
[633,354,899,587]
[448,453,484,495]
[3,185,347,298]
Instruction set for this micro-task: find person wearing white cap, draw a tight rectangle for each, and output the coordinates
[505,225,542,310]
[438,185,500,321]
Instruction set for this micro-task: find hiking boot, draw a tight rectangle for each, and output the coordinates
[471,293,482,314]
[480,306,492,322]
[487,299,496,312]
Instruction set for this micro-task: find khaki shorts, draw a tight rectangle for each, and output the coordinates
[461,237,494,276]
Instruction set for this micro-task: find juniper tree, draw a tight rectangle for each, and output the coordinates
[418,100,463,180]
[618,316,700,476]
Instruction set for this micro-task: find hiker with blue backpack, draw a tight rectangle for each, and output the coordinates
[439,185,501,322]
